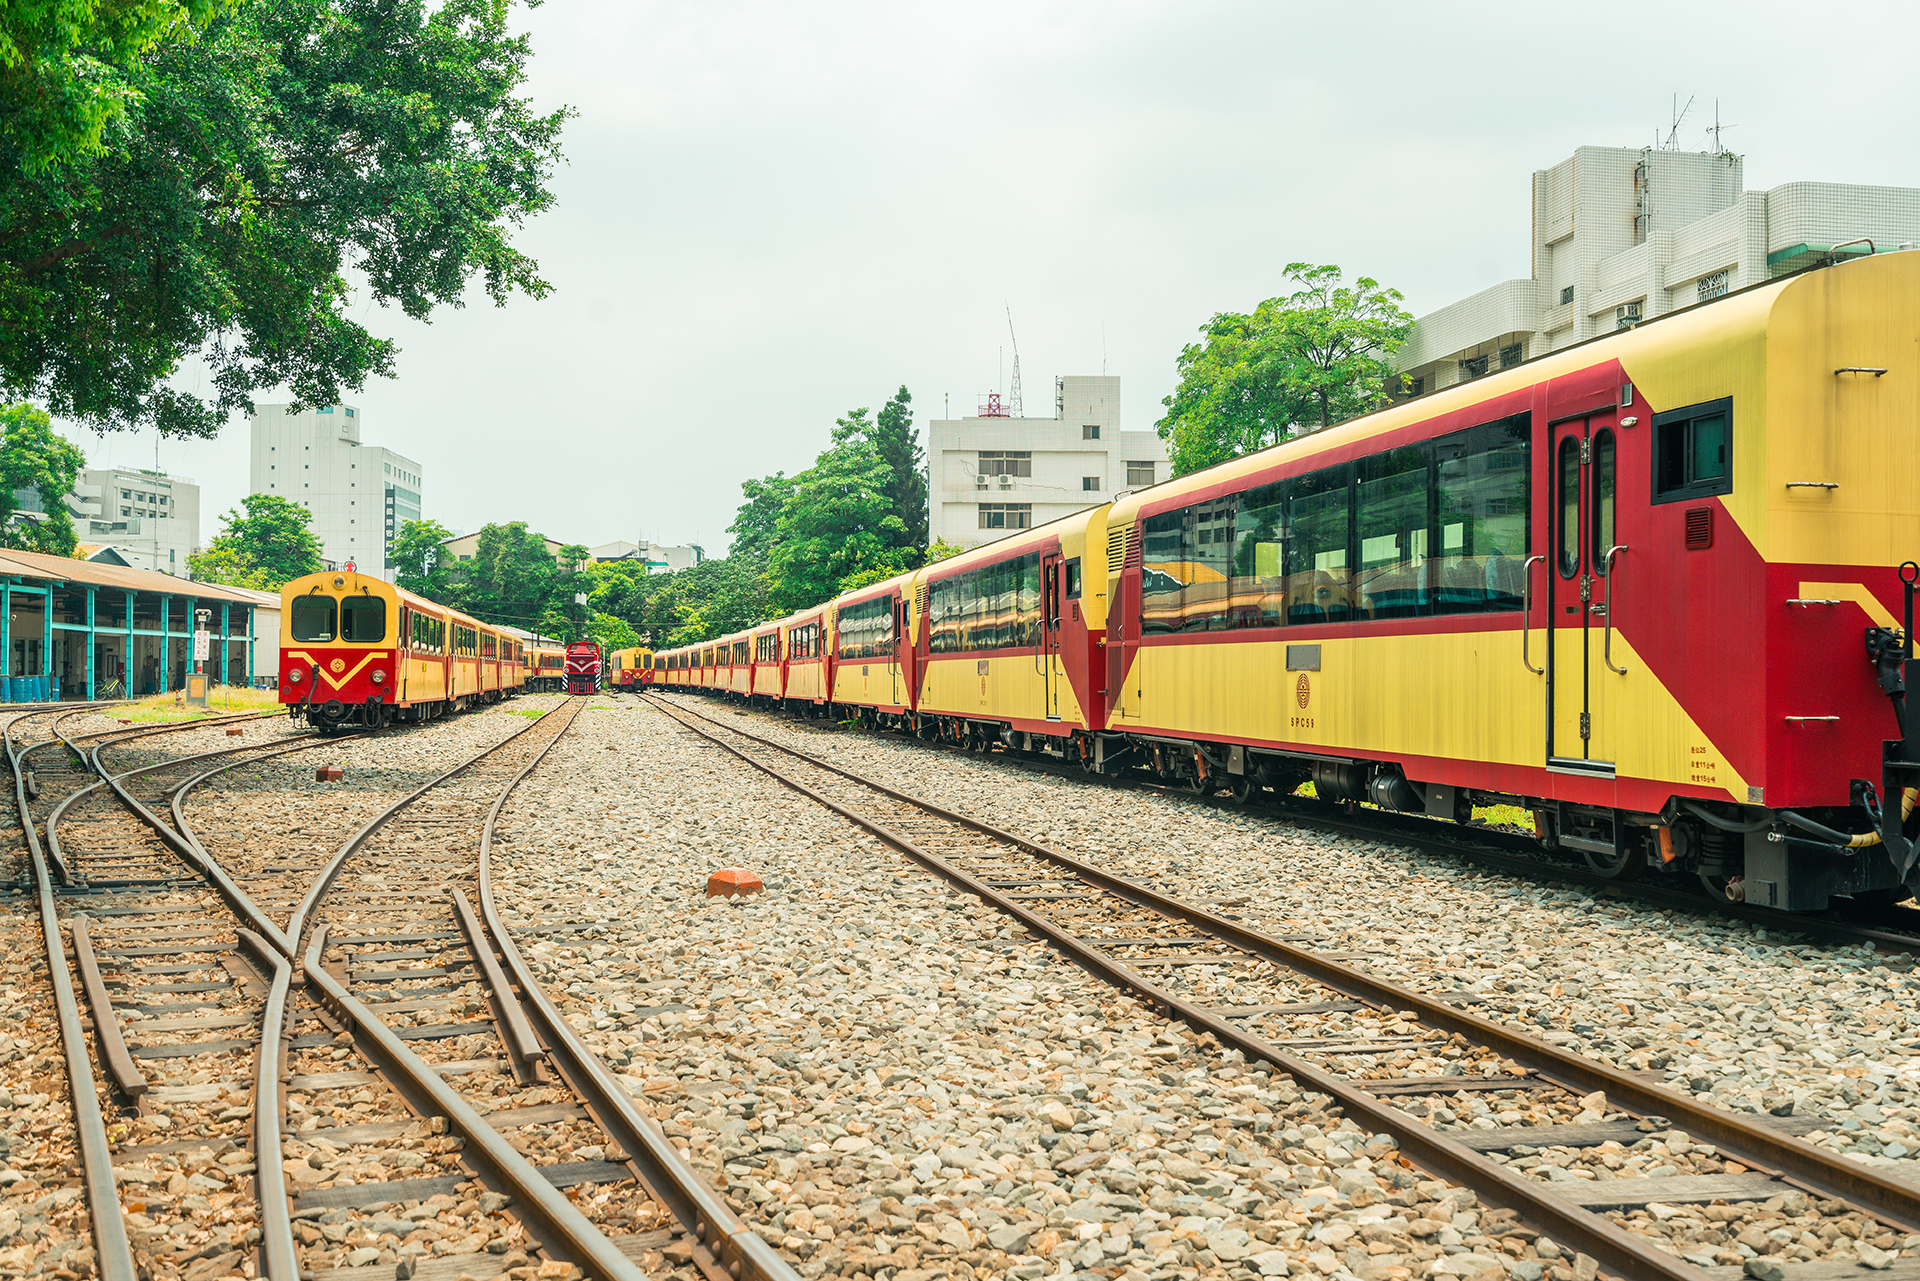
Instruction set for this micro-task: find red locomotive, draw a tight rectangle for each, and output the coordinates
[564,640,603,695]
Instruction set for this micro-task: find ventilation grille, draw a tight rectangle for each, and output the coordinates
[1684,506,1713,550]
[1106,524,1127,572]
[914,584,928,617]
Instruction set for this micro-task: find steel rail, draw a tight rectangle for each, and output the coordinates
[236,929,300,1281]
[299,926,650,1281]
[647,695,1920,1271]
[474,701,800,1281]
[169,701,667,1279]
[2,711,189,1281]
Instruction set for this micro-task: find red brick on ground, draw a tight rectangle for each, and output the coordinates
[226,728,244,736]
[707,868,764,898]
[316,765,344,782]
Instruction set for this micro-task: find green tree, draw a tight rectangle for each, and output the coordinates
[870,386,927,561]
[188,492,321,587]
[1157,264,1414,476]
[925,536,967,565]
[454,521,560,628]
[388,518,454,598]
[1,0,570,438]
[0,402,86,555]
[1,0,229,173]
[726,473,793,563]
[767,428,911,613]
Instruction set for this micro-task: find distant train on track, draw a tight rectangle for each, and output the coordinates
[279,572,578,729]
[658,253,1920,914]
[608,647,656,692]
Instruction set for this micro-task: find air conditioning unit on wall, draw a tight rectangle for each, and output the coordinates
[997,474,1014,487]
[975,474,990,487]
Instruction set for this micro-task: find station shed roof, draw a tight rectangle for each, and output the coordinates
[0,547,270,606]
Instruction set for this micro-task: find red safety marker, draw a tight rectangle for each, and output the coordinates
[316,765,344,782]
[226,728,244,737]
[706,868,764,898]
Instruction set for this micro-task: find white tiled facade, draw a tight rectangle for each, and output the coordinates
[247,404,424,580]
[65,467,200,575]
[1397,146,1920,395]
[928,375,1171,549]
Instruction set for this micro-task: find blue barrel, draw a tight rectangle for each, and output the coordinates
[47,676,59,702]
[34,675,48,702]
[18,676,33,703]
[0,679,11,704]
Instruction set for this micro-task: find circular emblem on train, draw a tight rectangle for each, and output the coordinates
[1295,674,1311,709]
[329,658,345,674]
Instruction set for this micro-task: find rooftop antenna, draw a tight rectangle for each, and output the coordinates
[1707,100,1736,155]
[1005,303,1023,417]
[1662,93,1695,150]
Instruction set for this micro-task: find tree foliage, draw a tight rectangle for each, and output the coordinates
[0,402,86,555]
[871,386,927,556]
[1157,264,1414,476]
[1,0,570,438]
[0,0,229,173]
[388,517,455,599]
[188,492,321,588]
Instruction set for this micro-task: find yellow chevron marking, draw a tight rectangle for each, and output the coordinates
[1799,582,1899,630]
[286,650,380,692]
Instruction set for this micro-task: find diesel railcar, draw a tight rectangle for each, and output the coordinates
[657,252,1920,912]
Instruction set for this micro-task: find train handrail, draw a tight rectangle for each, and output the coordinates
[1521,554,1545,674]
[1602,545,1629,674]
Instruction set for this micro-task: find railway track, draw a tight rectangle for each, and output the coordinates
[10,698,798,1281]
[644,691,1920,1281]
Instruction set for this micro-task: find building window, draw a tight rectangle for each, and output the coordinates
[1407,377,1426,397]
[120,489,130,498]
[1697,270,1729,301]
[1653,397,1732,505]
[1459,354,1489,380]
[1125,461,1156,487]
[978,450,1031,477]
[1499,343,1523,369]
[978,503,1032,530]
[1082,424,1101,440]
[1616,302,1642,330]
[318,406,333,414]
[346,408,356,418]
[1559,285,1574,306]
[120,506,130,516]
[1082,476,1101,491]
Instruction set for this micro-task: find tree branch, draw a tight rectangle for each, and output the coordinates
[13,226,130,280]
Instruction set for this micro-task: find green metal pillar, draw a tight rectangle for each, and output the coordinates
[0,582,10,679]
[219,602,231,687]
[85,586,96,700]
[125,589,134,693]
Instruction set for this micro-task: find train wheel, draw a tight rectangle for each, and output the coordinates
[1226,775,1258,804]
[1583,840,1644,879]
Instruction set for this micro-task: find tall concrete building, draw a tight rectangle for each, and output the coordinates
[247,403,423,579]
[1396,145,1920,396]
[929,375,1171,550]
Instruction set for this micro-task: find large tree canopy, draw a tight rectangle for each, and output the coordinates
[1,0,228,172]
[1,0,569,438]
[0,402,86,555]
[1157,264,1414,476]
[187,491,321,588]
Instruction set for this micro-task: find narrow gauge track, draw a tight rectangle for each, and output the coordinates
[144,698,794,1281]
[5,705,316,1281]
[644,692,1920,1281]
[684,694,1920,963]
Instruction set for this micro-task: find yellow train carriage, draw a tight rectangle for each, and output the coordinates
[827,573,915,717]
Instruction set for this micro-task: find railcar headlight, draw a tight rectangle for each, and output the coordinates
[288,668,304,683]
[370,669,386,684]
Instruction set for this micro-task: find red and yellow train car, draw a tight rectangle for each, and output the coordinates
[608,647,654,691]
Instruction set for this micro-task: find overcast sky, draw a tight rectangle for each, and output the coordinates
[70,0,1920,555]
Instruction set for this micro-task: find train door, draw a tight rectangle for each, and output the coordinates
[1042,552,1064,721]
[891,596,906,707]
[1547,416,1622,772]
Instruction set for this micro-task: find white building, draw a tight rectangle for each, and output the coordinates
[247,403,423,580]
[1397,145,1920,396]
[929,375,1171,549]
[10,467,202,575]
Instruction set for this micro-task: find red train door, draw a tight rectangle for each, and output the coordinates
[892,596,906,707]
[1042,552,1064,721]
[1548,416,1622,772]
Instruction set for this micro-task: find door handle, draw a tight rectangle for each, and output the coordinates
[1522,555,1545,674]
[1602,545,1628,674]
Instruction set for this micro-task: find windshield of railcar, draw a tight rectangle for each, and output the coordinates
[291,596,336,642]
[340,596,386,643]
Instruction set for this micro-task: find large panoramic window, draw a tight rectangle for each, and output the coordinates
[928,553,1042,653]
[291,595,336,642]
[837,595,894,660]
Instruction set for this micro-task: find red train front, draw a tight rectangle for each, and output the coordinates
[564,640,602,695]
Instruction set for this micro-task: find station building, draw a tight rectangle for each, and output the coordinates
[0,549,267,699]
[929,375,1172,550]
[1396,145,1920,397]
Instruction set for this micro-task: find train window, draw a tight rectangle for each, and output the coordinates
[929,554,1043,651]
[1652,396,1731,504]
[1230,481,1286,628]
[340,596,385,643]
[1557,436,1580,578]
[1285,464,1353,625]
[1357,445,1431,620]
[291,595,336,642]
[1064,558,1082,600]
[1434,415,1529,612]
[1591,429,1616,573]
[1184,500,1234,631]
[837,596,894,659]
[1140,509,1185,634]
